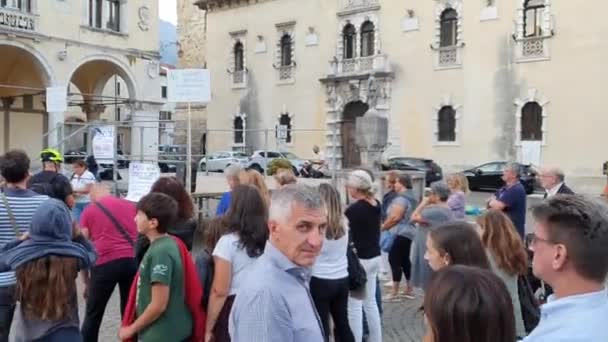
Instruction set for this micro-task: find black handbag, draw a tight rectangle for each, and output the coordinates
[347,241,367,292]
[518,274,541,333]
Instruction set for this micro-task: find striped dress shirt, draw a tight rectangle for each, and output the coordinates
[0,188,48,287]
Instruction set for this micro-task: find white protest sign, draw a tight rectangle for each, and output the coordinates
[46,86,68,112]
[125,163,161,202]
[521,141,542,166]
[167,69,211,103]
[92,125,115,164]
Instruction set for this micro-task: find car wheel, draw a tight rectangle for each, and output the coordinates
[251,164,264,174]
[199,163,206,171]
[159,164,169,173]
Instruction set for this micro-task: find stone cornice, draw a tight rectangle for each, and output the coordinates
[194,0,277,12]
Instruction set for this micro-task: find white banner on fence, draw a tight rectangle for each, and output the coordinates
[92,125,115,163]
[521,141,542,166]
[46,86,68,112]
[167,69,211,103]
[126,163,161,202]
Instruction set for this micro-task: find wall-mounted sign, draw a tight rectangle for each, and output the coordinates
[0,10,35,31]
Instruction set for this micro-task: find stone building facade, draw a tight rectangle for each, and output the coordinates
[0,0,162,162]
[188,0,608,177]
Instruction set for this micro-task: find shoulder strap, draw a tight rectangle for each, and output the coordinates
[0,192,20,237]
[96,201,135,247]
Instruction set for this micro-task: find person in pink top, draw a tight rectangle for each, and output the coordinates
[79,184,138,342]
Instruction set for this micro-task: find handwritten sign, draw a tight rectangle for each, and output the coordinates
[92,125,114,164]
[46,86,68,112]
[167,69,211,103]
[125,163,161,202]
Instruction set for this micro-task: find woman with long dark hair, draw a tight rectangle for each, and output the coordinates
[477,209,528,338]
[425,221,490,271]
[135,177,197,262]
[310,184,354,342]
[423,265,516,342]
[204,185,268,342]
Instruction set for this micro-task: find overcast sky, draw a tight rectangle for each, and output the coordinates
[159,0,177,24]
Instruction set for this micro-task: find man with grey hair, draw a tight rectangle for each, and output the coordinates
[539,166,574,199]
[488,162,527,238]
[216,164,243,216]
[229,184,327,342]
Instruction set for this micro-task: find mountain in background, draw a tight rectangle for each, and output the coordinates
[159,20,178,66]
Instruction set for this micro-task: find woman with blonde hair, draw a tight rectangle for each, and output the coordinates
[273,168,297,188]
[239,169,270,208]
[446,173,468,219]
[476,209,528,338]
[345,170,382,342]
[310,183,354,342]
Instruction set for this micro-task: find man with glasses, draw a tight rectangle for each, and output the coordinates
[538,166,574,199]
[524,195,608,341]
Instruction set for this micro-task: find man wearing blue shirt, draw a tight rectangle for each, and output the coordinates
[488,163,527,238]
[524,195,608,342]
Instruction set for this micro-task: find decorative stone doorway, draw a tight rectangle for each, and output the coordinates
[341,101,369,168]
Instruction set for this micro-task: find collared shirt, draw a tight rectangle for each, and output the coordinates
[229,242,324,342]
[523,289,608,342]
[546,182,564,198]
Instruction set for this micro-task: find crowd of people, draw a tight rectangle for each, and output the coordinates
[0,148,606,342]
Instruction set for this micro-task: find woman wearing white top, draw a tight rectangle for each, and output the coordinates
[311,184,355,342]
[70,159,96,222]
[205,185,268,342]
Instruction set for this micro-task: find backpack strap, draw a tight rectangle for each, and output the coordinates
[0,192,20,237]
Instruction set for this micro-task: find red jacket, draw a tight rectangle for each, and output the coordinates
[122,236,206,342]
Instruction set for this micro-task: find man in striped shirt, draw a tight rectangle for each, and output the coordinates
[0,150,47,341]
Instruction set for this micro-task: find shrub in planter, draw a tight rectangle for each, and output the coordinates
[267,158,293,176]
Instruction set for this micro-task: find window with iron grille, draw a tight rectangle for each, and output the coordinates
[234,116,244,144]
[280,34,292,66]
[234,41,245,71]
[279,114,292,143]
[521,102,543,141]
[360,21,375,57]
[524,0,545,37]
[440,9,458,47]
[438,106,456,142]
[343,24,356,59]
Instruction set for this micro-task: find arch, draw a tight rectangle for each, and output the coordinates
[0,41,55,88]
[360,21,375,57]
[342,23,356,59]
[280,34,292,66]
[437,106,456,141]
[67,54,138,101]
[521,102,543,141]
[234,41,244,71]
[341,101,369,168]
[440,9,458,47]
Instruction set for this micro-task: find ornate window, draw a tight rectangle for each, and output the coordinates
[432,1,464,69]
[280,34,293,66]
[440,9,458,47]
[234,42,244,71]
[275,22,296,83]
[437,106,456,142]
[524,0,545,38]
[233,116,244,145]
[89,0,103,28]
[229,31,247,87]
[360,21,375,57]
[513,0,553,62]
[343,24,356,59]
[521,102,543,141]
[106,0,121,32]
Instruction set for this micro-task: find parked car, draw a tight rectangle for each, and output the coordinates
[462,161,538,194]
[198,151,249,172]
[158,145,186,173]
[246,150,308,176]
[382,157,443,186]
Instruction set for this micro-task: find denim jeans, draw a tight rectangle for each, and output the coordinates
[0,286,16,342]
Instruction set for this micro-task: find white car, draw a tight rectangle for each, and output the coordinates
[198,151,249,172]
[246,150,308,175]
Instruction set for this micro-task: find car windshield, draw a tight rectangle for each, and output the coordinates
[281,152,299,159]
[233,152,248,158]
